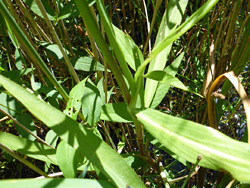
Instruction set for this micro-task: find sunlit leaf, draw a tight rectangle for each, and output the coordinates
[136,108,250,182]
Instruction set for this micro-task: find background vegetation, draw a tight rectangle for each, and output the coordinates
[0,0,250,187]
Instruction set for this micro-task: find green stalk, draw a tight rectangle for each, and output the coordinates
[74,0,130,104]
[15,0,52,42]
[0,1,69,101]
[35,0,80,84]
[96,0,135,89]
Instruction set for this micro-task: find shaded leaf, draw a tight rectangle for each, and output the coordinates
[39,42,69,60]
[101,103,132,123]
[45,130,58,149]
[58,0,79,20]
[0,92,22,117]
[72,57,109,72]
[16,113,36,141]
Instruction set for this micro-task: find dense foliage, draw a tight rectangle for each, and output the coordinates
[0,0,250,187]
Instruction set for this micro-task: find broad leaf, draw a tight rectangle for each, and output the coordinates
[0,132,57,164]
[144,0,188,107]
[0,178,115,188]
[145,70,203,97]
[136,108,250,182]
[0,75,145,188]
[101,103,132,123]
[56,141,78,178]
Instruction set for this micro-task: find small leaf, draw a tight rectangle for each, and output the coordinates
[145,70,203,97]
[81,80,102,126]
[97,78,114,105]
[45,130,58,149]
[150,52,184,108]
[113,25,143,71]
[64,77,88,120]
[39,42,69,60]
[56,141,78,178]
[101,103,132,123]
[72,57,109,72]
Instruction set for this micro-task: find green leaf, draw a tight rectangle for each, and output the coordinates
[16,113,36,141]
[45,130,58,149]
[150,52,184,108]
[113,25,143,71]
[0,132,57,164]
[136,108,250,182]
[144,0,188,107]
[96,78,114,106]
[58,0,79,20]
[0,178,115,188]
[56,141,78,178]
[145,70,203,97]
[39,42,69,61]
[0,68,33,84]
[0,92,22,117]
[64,77,88,120]
[72,57,109,72]
[22,0,56,20]
[101,103,132,123]
[0,75,145,188]
[81,81,102,126]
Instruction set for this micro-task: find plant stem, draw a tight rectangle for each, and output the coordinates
[35,0,80,84]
